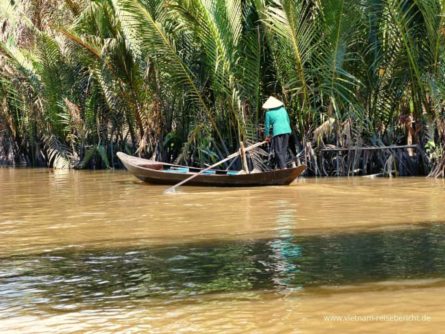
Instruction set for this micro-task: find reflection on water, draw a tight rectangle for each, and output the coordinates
[1,224,445,317]
[1,169,445,333]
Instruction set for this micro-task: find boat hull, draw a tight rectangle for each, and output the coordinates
[117,152,305,187]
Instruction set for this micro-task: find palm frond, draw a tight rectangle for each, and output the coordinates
[112,0,229,153]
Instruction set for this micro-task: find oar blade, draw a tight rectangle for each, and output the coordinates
[164,186,177,194]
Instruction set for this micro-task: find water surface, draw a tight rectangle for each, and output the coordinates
[0,169,444,333]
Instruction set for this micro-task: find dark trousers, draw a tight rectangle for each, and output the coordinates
[272,134,290,169]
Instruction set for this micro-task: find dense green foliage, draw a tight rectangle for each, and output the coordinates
[0,0,444,173]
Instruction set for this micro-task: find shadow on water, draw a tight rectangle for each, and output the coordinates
[1,223,445,314]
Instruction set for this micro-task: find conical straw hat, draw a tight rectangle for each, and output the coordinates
[262,96,284,109]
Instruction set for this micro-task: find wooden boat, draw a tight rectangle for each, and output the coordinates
[117,152,306,187]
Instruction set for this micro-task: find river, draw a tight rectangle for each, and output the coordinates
[0,168,444,333]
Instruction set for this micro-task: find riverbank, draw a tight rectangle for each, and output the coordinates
[0,143,440,178]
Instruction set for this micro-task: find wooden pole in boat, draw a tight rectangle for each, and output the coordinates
[240,142,250,174]
[164,141,266,194]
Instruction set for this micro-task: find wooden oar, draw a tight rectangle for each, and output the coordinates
[164,141,267,194]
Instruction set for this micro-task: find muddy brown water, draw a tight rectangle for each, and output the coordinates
[1,168,444,333]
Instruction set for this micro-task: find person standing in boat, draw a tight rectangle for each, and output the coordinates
[263,96,292,169]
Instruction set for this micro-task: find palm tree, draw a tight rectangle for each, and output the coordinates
[1,0,444,175]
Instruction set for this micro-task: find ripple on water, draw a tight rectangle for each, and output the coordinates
[0,223,445,319]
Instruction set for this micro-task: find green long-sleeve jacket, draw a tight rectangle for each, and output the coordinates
[264,106,292,137]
